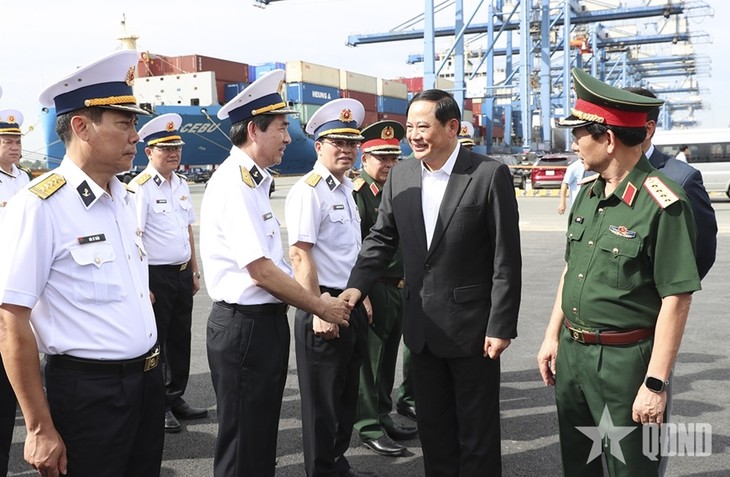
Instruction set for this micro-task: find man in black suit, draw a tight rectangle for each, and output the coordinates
[342,89,522,476]
[626,87,717,279]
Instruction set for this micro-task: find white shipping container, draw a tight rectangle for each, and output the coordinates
[134,71,218,106]
[286,61,340,89]
[340,70,378,95]
[377,79,408,99]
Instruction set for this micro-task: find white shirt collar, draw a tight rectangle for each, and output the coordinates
[420,142,460,177]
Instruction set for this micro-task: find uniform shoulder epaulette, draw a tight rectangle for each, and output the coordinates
[29,173,66,199]
[643,176,679,209]
[135,173,151,185]
[305,173,322,187]
[352,177,366,192]
[578,173,599,185]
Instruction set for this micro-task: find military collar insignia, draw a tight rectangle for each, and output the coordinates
[250,165,263,185]
[369,182,380,196]
[325,175,337,191]
[620,181,638,207]
[77,180,96,207]
[609,225,636,239]
[153,174,163,187]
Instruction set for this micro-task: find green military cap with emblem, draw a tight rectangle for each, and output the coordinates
[556,67,664,129]
[360,120,404,156]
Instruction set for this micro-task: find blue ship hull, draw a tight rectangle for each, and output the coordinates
[40,105,318,175]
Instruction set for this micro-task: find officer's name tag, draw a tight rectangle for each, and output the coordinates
[262,212,273,221]
[156,199,167,204]
[78,234,106,245]
[333,204,345,210]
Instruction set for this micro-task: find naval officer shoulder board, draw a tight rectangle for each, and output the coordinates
[643,176,679,209]
[135,173,152,186]
[305,173,322,188]
[29,173,66,199]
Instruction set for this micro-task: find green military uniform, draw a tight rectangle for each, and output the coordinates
[353,169,408,441]
[556,156,701,476]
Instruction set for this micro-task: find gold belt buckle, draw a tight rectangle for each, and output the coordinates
[396,279,405,289]
[144,348,160,371]
[179,263,188,271]
[570,327,585,343]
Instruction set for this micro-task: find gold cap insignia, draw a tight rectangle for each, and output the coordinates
[277,79,285,95]
[125,66,136,86]
[461,125,468,135]
[381,126,394,140]
[166,121,175,131]
[8,115,15,123]
[339,108,352,122]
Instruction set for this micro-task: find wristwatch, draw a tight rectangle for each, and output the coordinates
[644,375,668,393]
[193,271,201,279]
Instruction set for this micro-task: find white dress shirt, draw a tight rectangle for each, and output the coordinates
[285,162,362,290]
[0,163,30,216]
[128,165,195,265]
[200,146,290,305]
[421,143,460,249]
[0,158,157,359]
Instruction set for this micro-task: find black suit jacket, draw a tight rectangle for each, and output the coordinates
[649,147,717,279]
[347,147,522,358]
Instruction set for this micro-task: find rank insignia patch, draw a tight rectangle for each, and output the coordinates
[609,225,636,238]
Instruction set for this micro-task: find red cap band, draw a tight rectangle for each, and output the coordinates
[574,99,648,127]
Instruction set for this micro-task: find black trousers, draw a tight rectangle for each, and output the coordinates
[0,355,16,476]
[206,302,290,477]
[149,265,193,408]
[412,347,502,477]
[295,292,368,477]
[44,355,164,477]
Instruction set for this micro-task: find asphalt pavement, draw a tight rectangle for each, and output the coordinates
[7,177,730,476]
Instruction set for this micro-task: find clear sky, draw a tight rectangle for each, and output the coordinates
[1,0,726,156]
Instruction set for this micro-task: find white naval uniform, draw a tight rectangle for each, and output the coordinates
[0,164,30,215]
[199,146,291,305]
[128,166,195,265]
[0,158,157,360]
[284,161,362,289]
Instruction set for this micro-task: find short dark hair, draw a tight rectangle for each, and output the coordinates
[585,122,647,147]
[623,86,660,123]
[229,114,279,147]
[679,145,689,152]
[407,89,461,125]
[55,107,106,146]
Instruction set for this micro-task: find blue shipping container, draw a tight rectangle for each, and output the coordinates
[377,96,409,115]
[254,62,286,80]
[225,82,249,103]
[286,82,340,106]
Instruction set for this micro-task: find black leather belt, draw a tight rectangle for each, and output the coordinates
[150,263,188,272]
[319,286,344,297]
[378,277,405,289]
[564,319,654,346]
[47,346,160,376]
[215,301,288,315]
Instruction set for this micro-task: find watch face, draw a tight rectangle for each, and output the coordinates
[645,376,665,392]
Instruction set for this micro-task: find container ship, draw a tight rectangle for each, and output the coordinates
[40,50,448,175]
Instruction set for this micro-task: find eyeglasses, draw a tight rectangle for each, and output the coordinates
[153,146,182,152]
[322,139,361,150]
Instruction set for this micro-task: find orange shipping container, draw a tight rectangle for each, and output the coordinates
[169,55,249,83]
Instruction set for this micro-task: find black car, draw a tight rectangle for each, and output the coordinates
[116,166,145,184]
[491,154,531,189]
[186,167,211,183]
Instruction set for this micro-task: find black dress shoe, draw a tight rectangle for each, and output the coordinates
[165,411,181,433]
[171,400,208,419]
[396,402,417,421]
[341,468,378,477]
[361,435,406,457]
[385,422,418,441]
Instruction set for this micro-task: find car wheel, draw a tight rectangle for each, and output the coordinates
[519,176,526,190]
